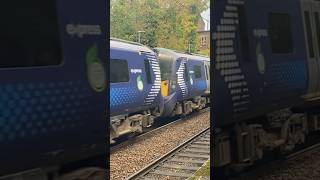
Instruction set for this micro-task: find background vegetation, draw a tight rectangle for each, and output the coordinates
[110,0,209,54]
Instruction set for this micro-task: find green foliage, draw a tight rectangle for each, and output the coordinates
[198,48,210,56]
[110,0,209,53]
[188,160,210,180]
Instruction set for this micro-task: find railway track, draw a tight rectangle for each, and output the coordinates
[286,142,320,160]
[110,108,210,154]
[125,128,210,180]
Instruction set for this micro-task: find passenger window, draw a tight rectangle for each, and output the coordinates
[110,59,129,83]
[304,11,315,58]
[314,12,320,56]
[268,13,294,54]
[194,65,202,79]
[0,1,62,68]
[144,59,152,84]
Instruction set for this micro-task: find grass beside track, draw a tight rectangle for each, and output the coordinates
[189,160,210,180]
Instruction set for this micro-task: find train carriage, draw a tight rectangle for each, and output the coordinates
[156,48,210,117]
[110,39,163,142]
[213,0,320,170]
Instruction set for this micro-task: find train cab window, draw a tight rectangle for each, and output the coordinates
[268,13,293,54]
[305,11,315,58]
[0,1,62,68]
[144,59,152,84]
[314,12,320,56]
[110,59,129,83]
[194,65,202,79]
[159,56,173,81]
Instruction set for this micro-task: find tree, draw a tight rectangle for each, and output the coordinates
[110,0,209,54]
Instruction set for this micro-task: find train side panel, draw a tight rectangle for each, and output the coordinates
[213,0,308,127]
[0,0,107,175]
[110,49,160,116]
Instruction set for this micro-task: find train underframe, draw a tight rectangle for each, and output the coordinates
[110,108,160,143]
[214,105,320,173]
[170,95,210,117]
[0,166,106,180]
[110,94,210,143]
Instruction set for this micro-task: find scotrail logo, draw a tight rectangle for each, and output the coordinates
[66,24,102,38]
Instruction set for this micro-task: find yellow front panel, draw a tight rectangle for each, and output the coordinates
[161,80,169,97]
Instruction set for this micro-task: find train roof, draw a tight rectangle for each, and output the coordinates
[155,48,210,62]
[110,38,154,54]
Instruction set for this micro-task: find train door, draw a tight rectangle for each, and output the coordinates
[204,61,210,94]
[184,58,192,98]
[301,0,320,98]
[141,51,155,95]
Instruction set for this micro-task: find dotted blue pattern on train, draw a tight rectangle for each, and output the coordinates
[110,87,139,107]
[266,60,307,92]
[0,81,92,142]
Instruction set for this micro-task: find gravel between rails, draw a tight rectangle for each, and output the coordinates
[110,111,210,180]
[256,149,320,180]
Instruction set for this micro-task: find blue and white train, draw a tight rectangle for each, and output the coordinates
[212,0,320,171]
[110,39,210,142]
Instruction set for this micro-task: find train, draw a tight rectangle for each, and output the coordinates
[0,0,107,179]
[110,38,210,142]
[212,0,320,173]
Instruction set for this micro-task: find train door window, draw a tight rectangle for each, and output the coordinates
[194,65,202,79]
[268,13,293,54]
[144,59,152,84]
[314,12,320,56]
[110,59,130,83]
[238,5,250,61]
[0,1,62,68]
[184,63,190,82]
[205,65,209,80]
[304,11,315,58]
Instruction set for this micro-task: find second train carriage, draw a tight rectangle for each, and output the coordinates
[155,48,211,117]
